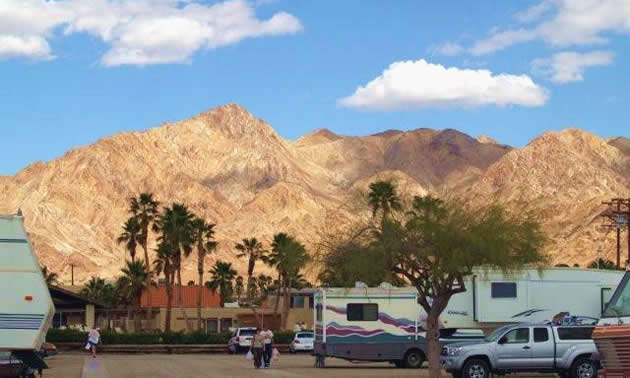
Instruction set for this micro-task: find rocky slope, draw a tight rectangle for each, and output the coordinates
[0,105,627,283]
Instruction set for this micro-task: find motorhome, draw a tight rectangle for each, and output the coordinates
[313,268,623,368]
[0,215,55,371]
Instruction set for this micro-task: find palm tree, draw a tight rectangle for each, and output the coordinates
[80,276,110,303]
[40,265,58,286]
[153,242,176,332]
[117,260,150,331]
[117,217,141,262]
[588,258,618,270]
[268,233,289,315]
[206,261,237,307]
[268,233,310,329]
[153,203,194,304]
[367,180,402,221]
[235,238,267,300]
[190,217,217,331]
[256,274,273,299]
[129,193,160,272]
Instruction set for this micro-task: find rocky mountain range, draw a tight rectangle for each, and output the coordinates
[1,104,628,284]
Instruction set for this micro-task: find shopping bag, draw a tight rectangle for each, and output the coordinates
[272,347,280,361]
[84,343,91,350]
[245,350,253,361]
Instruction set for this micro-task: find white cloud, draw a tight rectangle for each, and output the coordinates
[0,0,302,66]
[429,42,464,56]
[338,59,548,111]
[470,0,630,55]
[0,35,53,60]
[532,50,614,83]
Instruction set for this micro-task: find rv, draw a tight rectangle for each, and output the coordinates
[0,215,55,372]
[313,268,623,368]
[442,268,623,330]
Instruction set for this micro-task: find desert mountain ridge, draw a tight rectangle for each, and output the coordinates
[1,104,629,284]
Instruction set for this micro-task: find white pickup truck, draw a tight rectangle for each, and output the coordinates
[441,323,598,378]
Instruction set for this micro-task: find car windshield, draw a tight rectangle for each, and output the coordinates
[297,333,314,338]
[239,329,257,336]
[485,325,512,342]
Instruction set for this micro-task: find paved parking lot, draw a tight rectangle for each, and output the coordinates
[43,353,558,378]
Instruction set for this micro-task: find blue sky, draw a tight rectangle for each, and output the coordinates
[1,0,628,175]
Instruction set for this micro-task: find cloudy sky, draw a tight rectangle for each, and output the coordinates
[1,0,629,174]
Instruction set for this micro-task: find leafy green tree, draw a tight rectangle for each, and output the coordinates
[152,242,177,332]
[117,217,141,262]
[367,180,402,221]
[129,193,160,272]
[207,260,237,307]
[268,232,310,329]
[235,237,268,300]
[588,258,617,270]
[190,217,217,331]
[41,265,58,286]
[321,187,548,375]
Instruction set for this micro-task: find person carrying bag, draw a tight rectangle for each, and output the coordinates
[251,329,265,369]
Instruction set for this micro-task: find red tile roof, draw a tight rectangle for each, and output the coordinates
[140,286,221,308]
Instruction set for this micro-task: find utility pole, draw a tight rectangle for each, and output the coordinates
[70,263,76,286]
[601,198,630,269]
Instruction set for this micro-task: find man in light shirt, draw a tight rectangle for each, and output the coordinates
[262,326,274,368]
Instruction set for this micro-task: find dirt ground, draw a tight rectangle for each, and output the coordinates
[43,353,558,378]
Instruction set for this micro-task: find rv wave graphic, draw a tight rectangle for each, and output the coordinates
[326,305,423,333]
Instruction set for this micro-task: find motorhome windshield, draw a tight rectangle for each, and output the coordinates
[602,271,630,318]
[485,325,512,342]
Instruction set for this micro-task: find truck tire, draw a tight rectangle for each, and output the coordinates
[462,358,490,378]
[570,357,597,378]
[403,349,425,368]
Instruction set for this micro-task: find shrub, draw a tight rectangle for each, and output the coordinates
[46,328,87,343]
[273,331,295,344]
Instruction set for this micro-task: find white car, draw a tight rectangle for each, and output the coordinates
[228,328,257,353]
[289,331,314,353]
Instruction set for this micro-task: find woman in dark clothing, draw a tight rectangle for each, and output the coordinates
[252,329,265,369]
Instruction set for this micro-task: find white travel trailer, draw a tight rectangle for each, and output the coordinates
[0,215,55,370]
[442,267,624,330]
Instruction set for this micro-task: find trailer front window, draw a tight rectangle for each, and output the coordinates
[347,304,378,321]
[602,271,630,318]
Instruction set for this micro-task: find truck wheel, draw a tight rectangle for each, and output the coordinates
[403,349,424,368]
[571,357,597,378]
[462,358,490,378]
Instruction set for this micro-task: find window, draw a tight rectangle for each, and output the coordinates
[239,328,257,336]
[309,295,314,309]
[291,296,305,308]
[491,282,517,298]
[534,328,549,342]
[316,304,323,322]
[297,333,314,339]
[206,319,218,334]
[603,272,630,317]
[220,318,233,333]
[557,327,594,340]
[501,328,529,344]
[347,303,379,321]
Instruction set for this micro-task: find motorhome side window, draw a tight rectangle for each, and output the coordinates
[491,282,517,298]
[602,272,630,317]
[347,304,378,321]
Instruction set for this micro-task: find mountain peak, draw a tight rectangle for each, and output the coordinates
[294,128,343,147]
[477,134,500,145]
[191,103,278,140]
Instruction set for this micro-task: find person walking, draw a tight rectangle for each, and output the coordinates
[86,327,100,358]
[262,326,274,368]
[252,329,265,369]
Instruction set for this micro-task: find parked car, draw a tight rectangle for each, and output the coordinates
[228,327,257,353]
[441,323,598,378]
[40,342,57,358]
[289,331,314,353]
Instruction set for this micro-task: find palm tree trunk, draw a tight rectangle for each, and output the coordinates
[165,273,173,333]
[273,274,282,315]
[282,278,292,330]
[197,253,204,332]
[142,235,152,327]
[175,254,193,332]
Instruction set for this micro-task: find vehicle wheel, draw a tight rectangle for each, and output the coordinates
[462,358,490,378]
[571,357,597,378]
[403,349,425,368]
